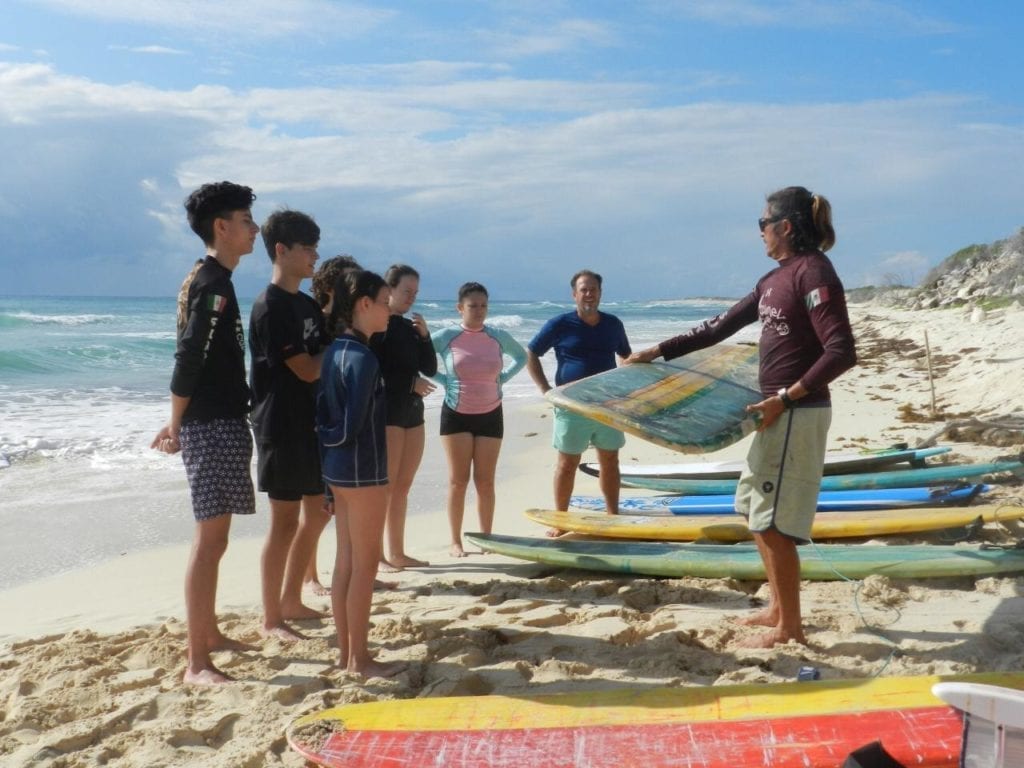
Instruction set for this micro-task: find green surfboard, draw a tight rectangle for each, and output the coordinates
[467,532,1024,580]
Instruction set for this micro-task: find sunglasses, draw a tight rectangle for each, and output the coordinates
[758,214,787,232]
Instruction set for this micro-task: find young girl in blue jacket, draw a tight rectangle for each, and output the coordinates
[317,270,402,678]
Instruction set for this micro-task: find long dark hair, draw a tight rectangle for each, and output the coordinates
[326,269,387,339]
[765,186,836,253]
[312,254,362,308]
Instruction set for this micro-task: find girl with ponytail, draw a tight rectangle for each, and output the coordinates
[316,269,404,678]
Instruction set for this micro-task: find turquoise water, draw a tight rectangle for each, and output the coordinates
[0,293,743,587]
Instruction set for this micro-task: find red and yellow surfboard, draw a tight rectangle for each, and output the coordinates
[288,672,1023,767]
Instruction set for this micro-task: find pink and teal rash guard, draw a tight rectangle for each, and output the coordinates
[431,325,528,414]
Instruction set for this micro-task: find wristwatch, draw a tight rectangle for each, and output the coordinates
[777,387,795,408]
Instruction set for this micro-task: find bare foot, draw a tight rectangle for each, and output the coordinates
[207,634,256,653]
[260,624,305,643]
[183,666,233,686]
[378,560,402,573]
[281,602,327,621]
[450,544,469,558]
[387,555,429,568]
[735,609,777,628]
[304,580,331,597]
[545,528,568,538]
[374,579,398,590]
[736,628,807,649]
[348,659,407,679]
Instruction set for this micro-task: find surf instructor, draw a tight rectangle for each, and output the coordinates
[627,186,856,648]
[526,269,631,516]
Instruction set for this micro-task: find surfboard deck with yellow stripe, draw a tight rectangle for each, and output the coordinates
[287,672,1024,768]
[526,504,1024,542]
[546,344,762,453]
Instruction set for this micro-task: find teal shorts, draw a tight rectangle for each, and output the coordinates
[552,406,626,455]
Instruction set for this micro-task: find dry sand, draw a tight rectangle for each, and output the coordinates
[2,302,1024,767]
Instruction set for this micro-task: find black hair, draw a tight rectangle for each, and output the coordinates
[312,254,363,308]
[184,181,256,246]
[326,269,387,339]
[260,209,321,262]
[457,281,488,302]
[765,186,836,253]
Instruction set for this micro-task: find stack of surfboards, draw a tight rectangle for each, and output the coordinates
[288,672,1024,768]
[581,447,1022,496]
[489,343,1024,581]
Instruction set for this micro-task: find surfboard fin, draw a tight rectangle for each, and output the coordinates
[841,741,906,768]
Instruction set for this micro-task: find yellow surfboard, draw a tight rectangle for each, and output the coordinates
[287,672,1024,768]
[526,504,1024,542]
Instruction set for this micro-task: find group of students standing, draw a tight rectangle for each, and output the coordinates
[152,180,528,684]
[154,178,856,685]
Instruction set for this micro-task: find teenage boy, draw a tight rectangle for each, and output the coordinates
[249,209,327,640]
[152,180,259,686]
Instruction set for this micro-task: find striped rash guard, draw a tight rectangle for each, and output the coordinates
[431,325,528,414]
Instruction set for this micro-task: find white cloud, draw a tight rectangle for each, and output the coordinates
[477,17,618,58]
[26,0,393,38]
[108,44,187,55]
[313,60,513,86]
[1,60,1022,298]
[653,0,958,34]
[0,43,20,52]
[859,250,930,287]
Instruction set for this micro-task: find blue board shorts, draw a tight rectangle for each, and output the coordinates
[552,406,626,455]
[180,417,256,522]
[735,405,831,542]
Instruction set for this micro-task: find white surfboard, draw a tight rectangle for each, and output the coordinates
[932,682,1024,767]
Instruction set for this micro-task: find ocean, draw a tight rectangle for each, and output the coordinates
[0,294,748,588]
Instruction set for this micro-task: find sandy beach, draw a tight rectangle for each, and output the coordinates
[3,301,1024,767]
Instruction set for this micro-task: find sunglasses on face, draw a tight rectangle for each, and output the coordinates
[758,214,787,232]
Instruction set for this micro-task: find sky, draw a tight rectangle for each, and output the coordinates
[2,1,1023,301]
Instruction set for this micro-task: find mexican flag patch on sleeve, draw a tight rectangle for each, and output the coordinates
[804,286,830,310]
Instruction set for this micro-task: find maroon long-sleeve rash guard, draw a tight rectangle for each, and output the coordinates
[658,251,857,404]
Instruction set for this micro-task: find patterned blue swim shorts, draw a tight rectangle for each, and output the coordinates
[179,417,256,521]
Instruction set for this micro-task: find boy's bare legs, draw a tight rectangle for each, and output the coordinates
[281,493,328,618]
[381,425,429,570]
[303,496,333,596]
[442,432,473,557]
[261,499,305,640]
[185,514,240,685]
[334,484,405,678]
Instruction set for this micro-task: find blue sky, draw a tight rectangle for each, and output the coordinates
[2,1,1023,300]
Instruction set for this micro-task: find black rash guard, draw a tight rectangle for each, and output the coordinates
[170,256,251,423]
